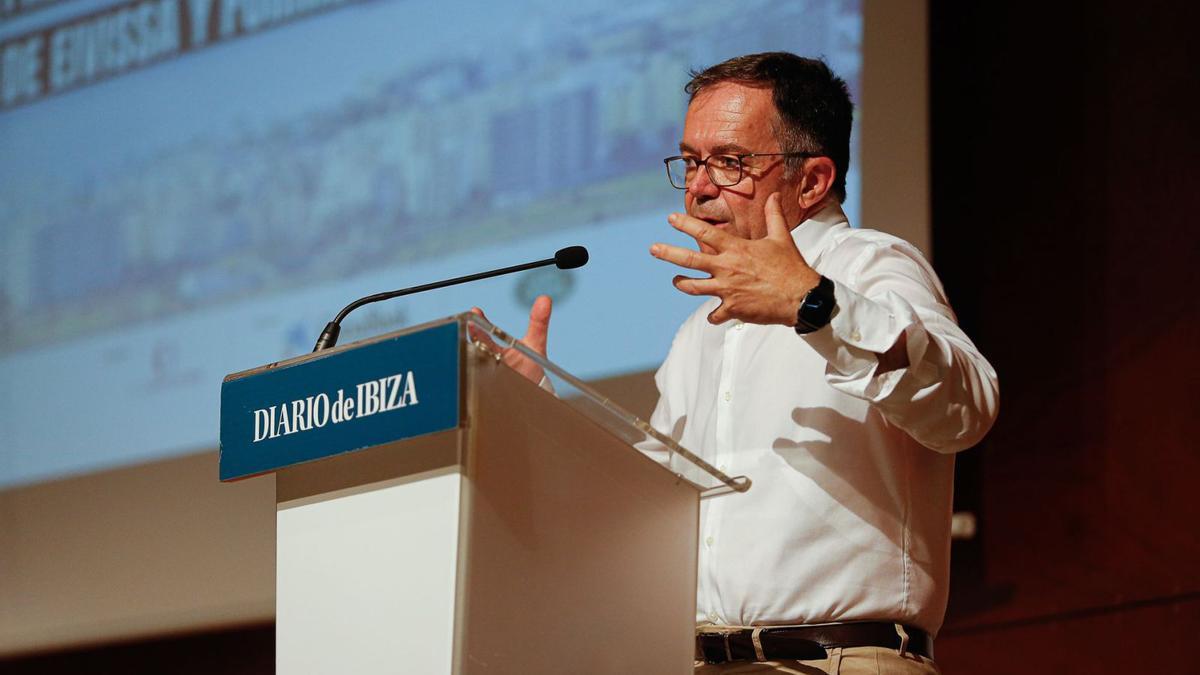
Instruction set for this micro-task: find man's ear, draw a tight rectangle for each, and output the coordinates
[796,157,837,210]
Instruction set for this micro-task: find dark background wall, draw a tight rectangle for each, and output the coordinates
[5,2,1199,673]
[930,1,1200,671]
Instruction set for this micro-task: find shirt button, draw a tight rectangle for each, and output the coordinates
[723,391,731,402]
[718,464,727,472]
[705,536,714,547]
[708,611,719,622]
[850,329,862,342]
[735,322,744,331]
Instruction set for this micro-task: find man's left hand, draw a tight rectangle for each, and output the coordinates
[650,193,822,325]
[469,295,551,384]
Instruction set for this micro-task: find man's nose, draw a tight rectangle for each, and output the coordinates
[687,165,721,200]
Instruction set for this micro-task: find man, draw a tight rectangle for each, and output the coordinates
[495,52,998,674]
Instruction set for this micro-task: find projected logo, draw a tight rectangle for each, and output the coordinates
[514,268,577,309]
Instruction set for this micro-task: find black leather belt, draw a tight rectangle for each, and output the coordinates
[696,622,933,664]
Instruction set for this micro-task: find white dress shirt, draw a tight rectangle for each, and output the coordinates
[648,202,999,635]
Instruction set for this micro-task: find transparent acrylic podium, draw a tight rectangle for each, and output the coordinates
[224,314,750,674]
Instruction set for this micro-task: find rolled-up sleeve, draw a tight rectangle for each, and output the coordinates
[801,239,999,453]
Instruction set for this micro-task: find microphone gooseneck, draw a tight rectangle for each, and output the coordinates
[312,246,589,352]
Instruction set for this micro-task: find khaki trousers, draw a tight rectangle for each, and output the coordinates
[693,646,940,674]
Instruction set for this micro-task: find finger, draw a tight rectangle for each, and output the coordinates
[523,295,552,355]
[672,275,720,296]
[707,303,731,325]
[467,306,501,351]
[764,192,790,241]
[650,242,716,272]
[669,212,735,250]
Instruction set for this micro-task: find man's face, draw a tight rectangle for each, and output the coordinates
[679,82,803,241]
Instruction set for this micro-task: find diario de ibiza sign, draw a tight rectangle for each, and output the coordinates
[219,320,460,481]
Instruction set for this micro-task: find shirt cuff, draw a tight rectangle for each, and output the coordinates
[799,279,929,402]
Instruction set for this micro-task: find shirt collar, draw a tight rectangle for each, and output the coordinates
[789,200,849,267]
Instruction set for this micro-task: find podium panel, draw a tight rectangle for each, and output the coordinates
[277,468,461,674]
[456,359,698,671]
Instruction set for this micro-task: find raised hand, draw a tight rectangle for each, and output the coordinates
[470,295,552,384]
[650,193,821,326]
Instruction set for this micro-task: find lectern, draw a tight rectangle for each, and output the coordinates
[220,314,749,674]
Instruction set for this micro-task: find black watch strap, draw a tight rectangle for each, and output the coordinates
[794,275,836,335]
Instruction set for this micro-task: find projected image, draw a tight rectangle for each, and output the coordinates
[0,0,859,354]
[0,0,861,487]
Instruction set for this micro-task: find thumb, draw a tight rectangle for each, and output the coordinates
[523,295,552,354]
[764,192,790,241]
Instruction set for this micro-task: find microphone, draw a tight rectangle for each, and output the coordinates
[553,245,589,269]
[312,246,589,352]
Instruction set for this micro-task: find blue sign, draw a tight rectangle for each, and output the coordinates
[219,321,461,481]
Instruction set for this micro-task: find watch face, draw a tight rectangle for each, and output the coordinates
[796,276,836,333]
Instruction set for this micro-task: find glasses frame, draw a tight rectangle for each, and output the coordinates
[662,152,820,189]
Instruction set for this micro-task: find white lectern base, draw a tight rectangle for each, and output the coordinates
[278,468,462,674]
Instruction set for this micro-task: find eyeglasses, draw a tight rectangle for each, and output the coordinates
[663,152,819,189]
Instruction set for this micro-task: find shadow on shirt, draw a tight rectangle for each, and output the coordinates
[771,405,906,547]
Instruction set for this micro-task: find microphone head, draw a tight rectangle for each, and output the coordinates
[554,245,589,270]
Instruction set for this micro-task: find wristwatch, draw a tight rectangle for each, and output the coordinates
[794,275,837,335]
